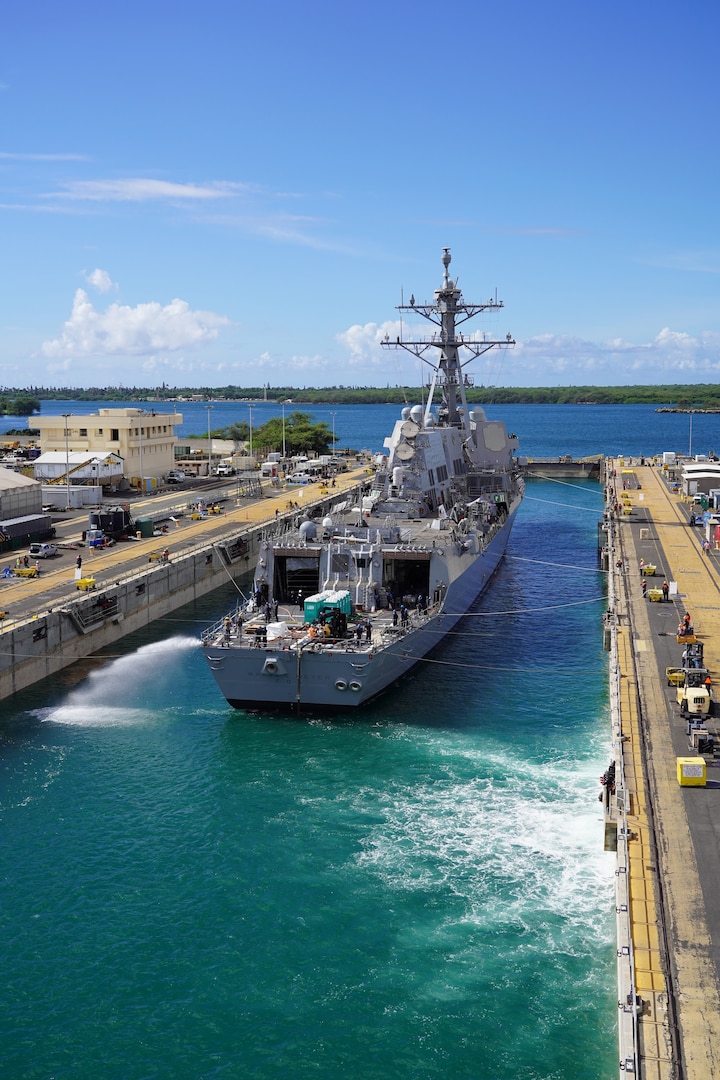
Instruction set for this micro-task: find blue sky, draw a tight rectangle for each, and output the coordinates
[2,0,719,390]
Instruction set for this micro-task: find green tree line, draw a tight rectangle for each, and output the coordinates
[5,385,720,410]
[0,394,41,416]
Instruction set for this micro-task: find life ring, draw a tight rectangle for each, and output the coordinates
[335,679,348,691]
[349,680,362,692]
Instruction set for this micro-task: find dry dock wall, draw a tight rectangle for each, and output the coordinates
[0,530,252,701]
[603,456,720,1080]
[0,477,370,702]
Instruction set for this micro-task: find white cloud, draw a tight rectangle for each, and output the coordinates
[242,350,330,376]
[52,178,253,202]
[335,323,720,387]
[512,329,720,383]
[83,268,114,292]
[337,320,402,365]
[39,289,229,359]
[287,352,328,371]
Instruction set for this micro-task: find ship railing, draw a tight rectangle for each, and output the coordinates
[200,607,249,647]
[203,601,441,653]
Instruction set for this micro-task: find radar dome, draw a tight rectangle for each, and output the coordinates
[299,520,317,541]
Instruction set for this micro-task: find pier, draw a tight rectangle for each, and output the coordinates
[604,458,720,1078]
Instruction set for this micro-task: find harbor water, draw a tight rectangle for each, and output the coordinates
[1,401,708,1078]
[6,397,719,462]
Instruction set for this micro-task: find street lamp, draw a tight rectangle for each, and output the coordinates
[138,419,144,495]
[281,403,286,459]
[62,413,71,510]
[330,411,337,453]
[206,405,213,477]
[248,404,255,462]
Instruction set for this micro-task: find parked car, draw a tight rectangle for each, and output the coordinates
[165,470,186,484]
[214,463,235,476]
[29,542,58,559]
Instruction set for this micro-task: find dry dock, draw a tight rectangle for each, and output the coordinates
[5,456,720,1075]
[605,458,720,1079]
[0,469,370,700]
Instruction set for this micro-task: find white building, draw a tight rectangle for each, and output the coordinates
[681,462,720,497]
[33,451,125,487]
[0,468,43,521]
[33,408,184,486]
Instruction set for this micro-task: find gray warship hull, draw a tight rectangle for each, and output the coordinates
[203,501,518,710]
[202,249,524,713]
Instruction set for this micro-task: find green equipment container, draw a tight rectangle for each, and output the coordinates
[136,517,154,538]
[304,589,352,622]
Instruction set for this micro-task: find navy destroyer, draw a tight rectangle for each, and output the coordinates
[202,249,524,710]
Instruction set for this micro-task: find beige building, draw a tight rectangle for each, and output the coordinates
[33,408,184,486]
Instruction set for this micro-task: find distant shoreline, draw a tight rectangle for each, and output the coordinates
[4,383,720,418]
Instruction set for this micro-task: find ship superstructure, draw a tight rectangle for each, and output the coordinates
[202,250,523,710]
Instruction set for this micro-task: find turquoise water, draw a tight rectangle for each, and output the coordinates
[0,468,618,1079]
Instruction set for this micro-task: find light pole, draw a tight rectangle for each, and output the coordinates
[281,403,286,459]
[248,404,255,462]
[138,419,144,495]
[62,413,71,510]
[206,405,213,477]
[330,411,337,453]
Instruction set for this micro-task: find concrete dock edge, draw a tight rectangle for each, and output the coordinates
[604,458,720,1079]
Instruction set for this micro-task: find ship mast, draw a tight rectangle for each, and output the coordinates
[381,248,515,428]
